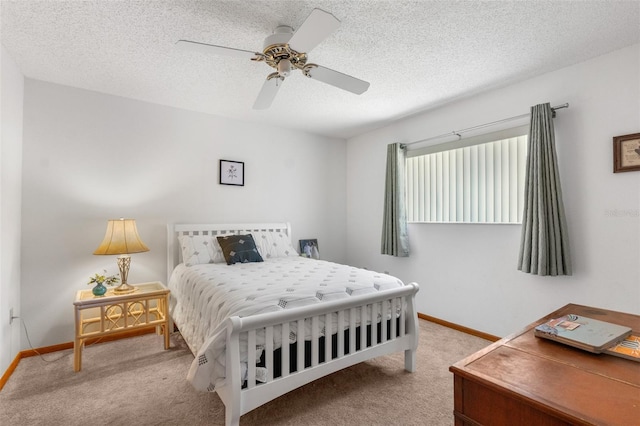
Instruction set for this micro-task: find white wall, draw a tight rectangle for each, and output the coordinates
[1,46,24,373]
[346,44,640,338]
[21,80,346,349]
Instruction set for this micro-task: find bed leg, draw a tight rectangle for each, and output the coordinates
[404,349,416,373]
[225,406,240,426]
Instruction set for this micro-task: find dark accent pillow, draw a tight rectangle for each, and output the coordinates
[216,234,264,265]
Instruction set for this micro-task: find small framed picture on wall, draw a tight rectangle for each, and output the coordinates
[613,133,640,173]
[220,160,244,186]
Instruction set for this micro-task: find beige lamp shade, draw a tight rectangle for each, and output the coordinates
[94,218,149,294]
[93,218,149,255]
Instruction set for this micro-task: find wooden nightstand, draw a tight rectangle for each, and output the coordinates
[73,281,170,371]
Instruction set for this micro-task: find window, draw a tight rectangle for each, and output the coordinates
[406,127,528,223]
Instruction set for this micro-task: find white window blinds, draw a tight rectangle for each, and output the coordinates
[406,131,528,223]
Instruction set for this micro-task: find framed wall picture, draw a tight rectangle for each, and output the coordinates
[613,133,640,173]
[219,160,244,186]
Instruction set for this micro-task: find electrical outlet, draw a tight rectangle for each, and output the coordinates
[9,308,14,325]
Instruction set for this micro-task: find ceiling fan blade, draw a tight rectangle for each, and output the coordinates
[304,65,370,95]
[176,40,260,59]
[288,8,340,53]
[253,75,284,109]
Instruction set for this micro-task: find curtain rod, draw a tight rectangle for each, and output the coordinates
[403,103,569,148]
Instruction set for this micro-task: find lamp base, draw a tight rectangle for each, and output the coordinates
[113,283,137,294]
[114,255,136,294]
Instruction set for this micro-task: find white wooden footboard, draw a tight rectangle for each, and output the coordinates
[215,282,420,426]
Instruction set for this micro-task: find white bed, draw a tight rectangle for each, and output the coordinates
[167,222,420,426]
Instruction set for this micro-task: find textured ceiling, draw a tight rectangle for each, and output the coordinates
[2,1,639,139]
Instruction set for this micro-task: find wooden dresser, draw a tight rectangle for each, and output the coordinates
[449,304,640,425]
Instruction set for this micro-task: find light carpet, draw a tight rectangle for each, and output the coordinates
[0,319,490,425]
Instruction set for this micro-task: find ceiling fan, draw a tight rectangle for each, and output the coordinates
[176,8,370,109]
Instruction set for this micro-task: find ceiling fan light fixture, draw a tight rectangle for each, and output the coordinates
[178,8,369,110]
[277,58,291,77]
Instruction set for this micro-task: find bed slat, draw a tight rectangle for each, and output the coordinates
[324,312,332,363]
[360,305,368,349]
[311,316,319,366]
[337,310,345,358]
[372,302,379,344]
[349,307,357,354]
[265,326,274,383]
[281,322,290,377]
[400,300,406,337]
[247,330,256,388]
[381,300,388,343]
[390,298,398,340]
[296,318,304,372]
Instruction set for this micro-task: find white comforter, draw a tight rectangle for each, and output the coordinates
[168,257,405,391]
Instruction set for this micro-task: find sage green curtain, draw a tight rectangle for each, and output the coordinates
[518,103,572,276]
[381,142,410,257]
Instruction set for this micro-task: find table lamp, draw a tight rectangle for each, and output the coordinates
[93,218,149,294]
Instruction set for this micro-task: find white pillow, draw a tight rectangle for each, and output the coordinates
[252,231,299,259]
[210,237,225,263]
[178,235,225,266]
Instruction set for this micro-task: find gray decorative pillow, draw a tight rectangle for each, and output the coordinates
[216,234,264,265]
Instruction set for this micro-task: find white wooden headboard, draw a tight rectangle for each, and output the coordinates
[166,222,292,282]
